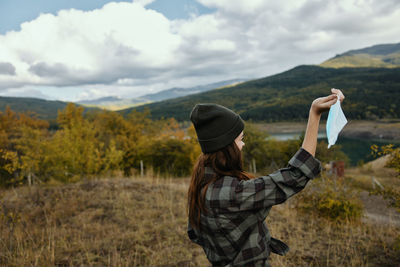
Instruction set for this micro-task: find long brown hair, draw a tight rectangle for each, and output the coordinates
[187,142,254,229]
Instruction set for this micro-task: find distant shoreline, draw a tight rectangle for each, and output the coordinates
[254,120,400,142]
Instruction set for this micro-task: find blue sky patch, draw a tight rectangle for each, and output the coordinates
[0,0,214,34]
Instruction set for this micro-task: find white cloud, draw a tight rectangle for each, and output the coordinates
[0,62,16,75]
[0,0,399,101]
[1,87,51,99]
[194,0,400,70]
[0,2,181,89]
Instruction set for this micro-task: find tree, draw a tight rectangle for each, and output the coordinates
[45,103,123,182]
[143,138,194,177]
[242,123,270,173]
[0,107,49,187]
[15,126,49,185]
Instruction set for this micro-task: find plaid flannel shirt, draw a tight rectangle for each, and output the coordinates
[187,148,321,267]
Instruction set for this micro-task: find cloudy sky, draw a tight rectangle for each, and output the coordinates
[0,0,399,101]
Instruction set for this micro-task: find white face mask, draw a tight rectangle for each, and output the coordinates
[326,93,347,148]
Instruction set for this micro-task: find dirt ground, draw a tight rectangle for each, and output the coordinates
[359,191,400,227]
[346,155,400,227]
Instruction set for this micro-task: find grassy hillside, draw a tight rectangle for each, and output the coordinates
[1,174,399,266]
[321,43,400,68]
[0,96,97,120]
[121,66,400,122]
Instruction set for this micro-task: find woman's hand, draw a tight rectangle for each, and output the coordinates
[302,88,345,156]
[331,88,345,102]
[310,88,345,115]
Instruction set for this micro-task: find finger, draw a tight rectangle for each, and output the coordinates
[321,94,337,103]
[320,98,338,108]
[338,92,345,102]
[331,88,342,97]
[331,88,345,102]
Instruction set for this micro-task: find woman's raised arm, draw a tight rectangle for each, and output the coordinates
[302,88,345,156]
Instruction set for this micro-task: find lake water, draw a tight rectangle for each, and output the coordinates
[269,132,327,141]
[268,132,397,166]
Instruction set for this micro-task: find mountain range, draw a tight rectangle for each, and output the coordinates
[1,42,399,122]
[321,42,400,68]
[77,79,245,110]
[123,65,400,121]
[120,42,400,122]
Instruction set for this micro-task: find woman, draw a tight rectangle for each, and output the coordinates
[187,89,345,266]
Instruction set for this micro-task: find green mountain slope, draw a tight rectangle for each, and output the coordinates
[0,97,94,120]
[121,65,400,122]
[321,43,400,68]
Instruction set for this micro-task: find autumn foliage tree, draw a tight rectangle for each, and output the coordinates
[45,104,124,182]
[0,104,203,186]
[0,104,349,187]
[0,107,49,186]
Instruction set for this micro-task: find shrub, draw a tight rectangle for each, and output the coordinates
[142,138,194,177]
[296,176,363,221]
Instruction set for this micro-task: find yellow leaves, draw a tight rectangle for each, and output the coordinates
[49,119,104,179]
[157,118,185,140]
[17,112,49,129]
[371,143,400,176]
[370,144,379,155]
[104,139,124,172]
[57,103,85,129]
[142,138,195,176]
[0,149,20,174]
[370,143,394,157]
[0,109,48,186]
[0,104,203,185]
[296,177,363,221]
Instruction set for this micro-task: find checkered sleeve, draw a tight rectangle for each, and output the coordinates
[234,148,321,210]
[287,148,322,179]
[187,221,203,246]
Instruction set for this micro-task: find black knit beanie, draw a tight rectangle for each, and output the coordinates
[190,103,244,153]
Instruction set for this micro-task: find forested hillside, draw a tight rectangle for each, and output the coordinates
[0,97,94,120]
[122,66,400,121]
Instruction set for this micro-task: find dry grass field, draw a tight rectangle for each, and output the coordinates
[1,170,400,266]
